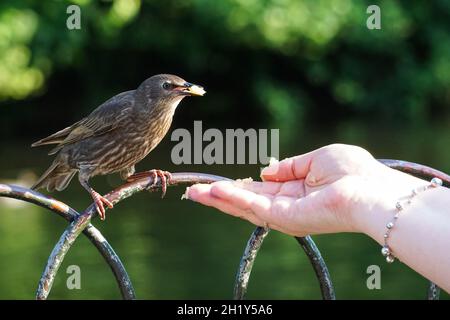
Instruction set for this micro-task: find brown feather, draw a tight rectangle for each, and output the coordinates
[33,90,135,155]
[31,123,79,147]
[31,74,203,215]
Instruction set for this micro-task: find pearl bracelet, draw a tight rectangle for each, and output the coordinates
[381,177,443,263]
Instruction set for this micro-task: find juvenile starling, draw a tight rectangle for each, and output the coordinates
[31,74,205,219]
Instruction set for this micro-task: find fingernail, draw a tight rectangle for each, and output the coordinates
[261,162,279,178]
[182,186,196,201]
[181,187,189,200]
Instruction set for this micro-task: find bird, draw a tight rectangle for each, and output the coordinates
[31,74,205,220]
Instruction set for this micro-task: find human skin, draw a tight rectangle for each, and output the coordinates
[185,144,450,292]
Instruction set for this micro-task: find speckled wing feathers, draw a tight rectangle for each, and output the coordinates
[33,90,136,155]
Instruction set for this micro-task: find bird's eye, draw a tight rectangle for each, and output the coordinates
[162,82,171,90]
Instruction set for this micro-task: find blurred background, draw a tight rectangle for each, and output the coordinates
[0,0,449,299]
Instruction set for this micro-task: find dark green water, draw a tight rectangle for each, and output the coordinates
[0,120,449,299]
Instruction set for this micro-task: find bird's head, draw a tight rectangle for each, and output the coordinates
[138,74,206,105]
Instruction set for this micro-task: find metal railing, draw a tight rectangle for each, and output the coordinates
[0,160,448,300]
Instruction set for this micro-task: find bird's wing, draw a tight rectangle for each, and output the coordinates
[33,90,136,155]
[31,120,83,147]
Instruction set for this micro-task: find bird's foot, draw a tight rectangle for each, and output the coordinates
[127,169,172,198]
[91,191,114,220]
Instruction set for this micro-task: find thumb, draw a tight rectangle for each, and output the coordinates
[261,151,314,182]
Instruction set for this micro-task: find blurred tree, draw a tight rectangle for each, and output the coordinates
[0,0,449,136]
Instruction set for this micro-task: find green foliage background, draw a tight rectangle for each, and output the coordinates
[1,0,449,130]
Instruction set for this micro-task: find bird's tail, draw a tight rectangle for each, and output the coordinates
[32,161,77,192]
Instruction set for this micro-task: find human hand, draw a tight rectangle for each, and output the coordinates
[185,144,426,237]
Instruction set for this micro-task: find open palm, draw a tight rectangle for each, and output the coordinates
[186,144,400,236]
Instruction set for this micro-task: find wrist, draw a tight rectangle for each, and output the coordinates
[349,167,428,243]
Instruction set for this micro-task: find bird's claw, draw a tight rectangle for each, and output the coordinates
[127,169,172,198]
[91,191,113,220]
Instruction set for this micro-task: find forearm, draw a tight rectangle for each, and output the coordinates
[354,169,450,292]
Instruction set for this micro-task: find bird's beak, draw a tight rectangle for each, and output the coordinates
[179,82,206,96]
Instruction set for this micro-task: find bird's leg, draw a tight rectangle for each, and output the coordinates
[78,171,113,220]
[126,169,172,198]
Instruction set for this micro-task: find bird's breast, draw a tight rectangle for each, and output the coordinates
[109,112,174,169]
[81,108,175,176]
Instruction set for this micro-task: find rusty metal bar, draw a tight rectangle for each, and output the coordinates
[427,282,440,300]
[379,159,450,186]
[295,236,335,300]
[2,159,447,300]
[233,231,335,300]
[36,172,230,299]
[233,227,270,299]
[0,184,135,300]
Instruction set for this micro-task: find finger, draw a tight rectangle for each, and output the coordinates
[233,180,305,197]
[261,151,315,182]
[256,193,324,236]
[209,181,273,215]
[186,183,266,226]
[188,182,302,235]
[211,184,300,234]
[208,181,319,235]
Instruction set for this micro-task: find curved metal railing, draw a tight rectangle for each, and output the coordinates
[0,159,448,300]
